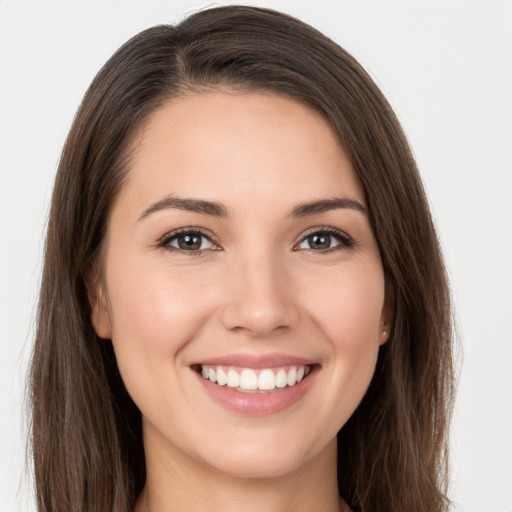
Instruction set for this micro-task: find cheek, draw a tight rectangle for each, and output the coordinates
[104,260,215,387]
[302,264,385,348]
[310,270,384,419]
[304,264,384,394]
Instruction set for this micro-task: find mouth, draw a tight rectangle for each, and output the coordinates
[190,354,319,415]
[192,364,314,393]
[189,355,320,415]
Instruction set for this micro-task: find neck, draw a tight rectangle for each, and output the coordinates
[136,431,344,512]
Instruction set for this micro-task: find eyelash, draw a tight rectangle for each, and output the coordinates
[294,227,355,253]
[157,227,219,255]
[156,226,355,255]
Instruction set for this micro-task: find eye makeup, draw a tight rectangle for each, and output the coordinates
[155,224,356,256]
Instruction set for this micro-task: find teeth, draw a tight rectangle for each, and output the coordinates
[240,369,258,390]
[275,369,287,388]
[217,367,227,386]
[286,367,297,386]
[227,369,240,388]
[199,364,312,392]
[258,369,275,391]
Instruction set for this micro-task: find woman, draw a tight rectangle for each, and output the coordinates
[30,5,454,512]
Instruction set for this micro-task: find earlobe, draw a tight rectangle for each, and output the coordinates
[379,325,391,345]
[379,284,394,345]
[379,312,392,345]
[87,269,112,339]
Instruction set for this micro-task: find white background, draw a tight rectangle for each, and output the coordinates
[0,1,511,511]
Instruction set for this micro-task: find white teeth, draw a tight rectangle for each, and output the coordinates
[286,367,297,386]
[199,364,312,392]
[216,367,227,386]
[227,369,240,388]
[240,369,258,390]
[275,369,287,388]
[258,369,276,391]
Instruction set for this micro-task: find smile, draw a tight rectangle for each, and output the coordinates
[199,365,312,393]
[191,355,319,415]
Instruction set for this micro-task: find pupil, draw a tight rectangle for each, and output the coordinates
[179,234,201,250]
[309,234,330,249]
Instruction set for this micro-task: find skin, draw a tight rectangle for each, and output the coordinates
[92,91,391,512]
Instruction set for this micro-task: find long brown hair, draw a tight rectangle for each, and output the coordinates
[30,6,454,512]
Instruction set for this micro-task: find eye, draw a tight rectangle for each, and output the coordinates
[158,229,219,253]
[295,228,353,251]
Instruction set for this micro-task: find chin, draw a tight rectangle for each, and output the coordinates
[207,452,307,480]
[196,430,332,480]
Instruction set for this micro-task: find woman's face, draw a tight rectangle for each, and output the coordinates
[93,91,390,479]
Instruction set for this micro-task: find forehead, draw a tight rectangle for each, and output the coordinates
[118,91,364,218]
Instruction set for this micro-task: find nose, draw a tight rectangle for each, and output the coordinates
[220,251,300,338]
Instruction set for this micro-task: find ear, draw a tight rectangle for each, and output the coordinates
[87,267,112,339]
[379,284,394,346]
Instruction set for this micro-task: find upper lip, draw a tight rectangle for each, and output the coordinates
[190,353,317,369]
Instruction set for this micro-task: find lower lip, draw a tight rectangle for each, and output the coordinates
[194,368,317,416]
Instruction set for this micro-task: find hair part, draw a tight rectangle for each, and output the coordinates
[30,6,454,512]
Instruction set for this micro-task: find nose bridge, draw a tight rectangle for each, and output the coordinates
[220,244,299,336]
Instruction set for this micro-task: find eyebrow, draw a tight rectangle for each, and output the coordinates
[138,196,229,221]
[137,195,366,222]
[290,197,366,217]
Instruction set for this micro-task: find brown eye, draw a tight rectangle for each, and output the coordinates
[306,234,334,250]
[179,234,203,250]
[296,229,353,251]
[163,231,216,252]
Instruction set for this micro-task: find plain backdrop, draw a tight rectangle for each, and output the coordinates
[1,1,511,511]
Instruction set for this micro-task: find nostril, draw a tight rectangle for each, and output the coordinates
[220,300,300,337]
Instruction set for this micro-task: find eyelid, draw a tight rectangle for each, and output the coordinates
[156,226,221,251]
[155,225,354,253]
[293,226,354,251]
